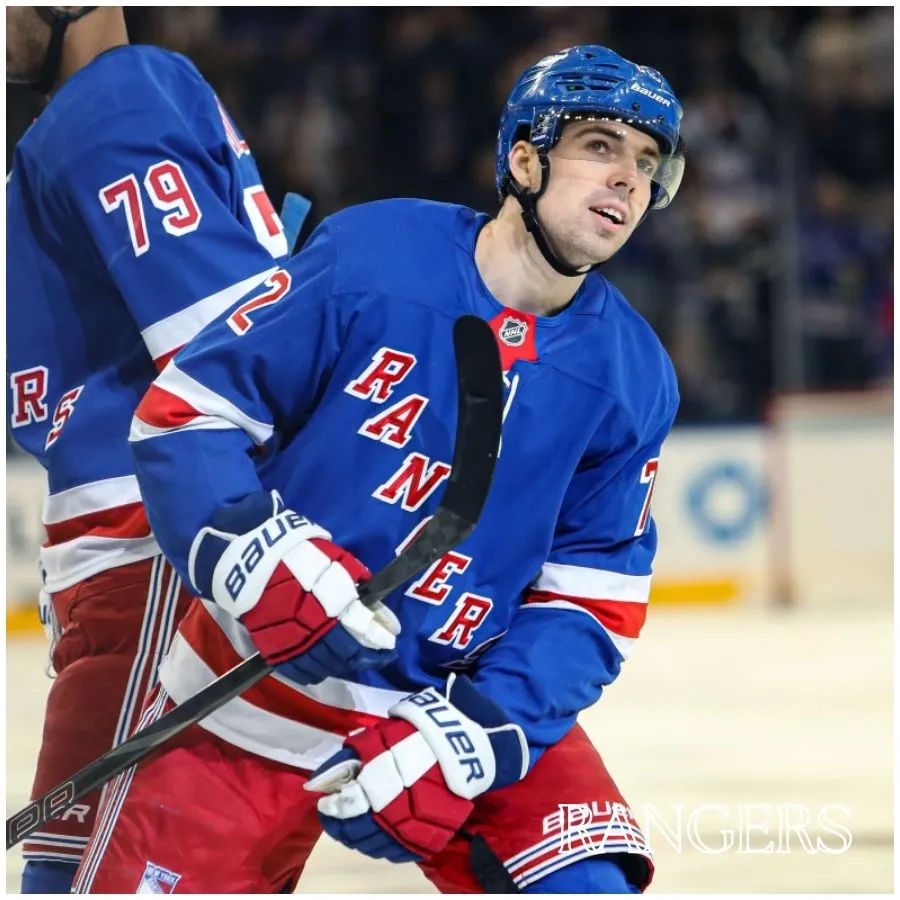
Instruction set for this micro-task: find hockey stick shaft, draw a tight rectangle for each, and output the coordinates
[7,315,502,851]
[279,192,312,254]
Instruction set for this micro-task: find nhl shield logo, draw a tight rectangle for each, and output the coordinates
[137,861,182,894]
[498,316,528,347]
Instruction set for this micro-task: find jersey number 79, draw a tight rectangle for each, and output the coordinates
[99,160,202,256]
[98,160,282,258]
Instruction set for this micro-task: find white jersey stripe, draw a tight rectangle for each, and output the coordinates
[533,561,651,603]
[149,363,274,446]
[42,474,144,525]
[129,414,241,442]
[140,267,278,360]
[26,832,90,846]
[40,534,161,595]
[39,474,161,591]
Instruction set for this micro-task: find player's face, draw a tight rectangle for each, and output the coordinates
[539,120,660,266]
[6,6,50,85]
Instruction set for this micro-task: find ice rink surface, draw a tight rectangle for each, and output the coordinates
[5,605,892,893]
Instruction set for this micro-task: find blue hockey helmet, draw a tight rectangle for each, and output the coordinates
[496,46,685,210]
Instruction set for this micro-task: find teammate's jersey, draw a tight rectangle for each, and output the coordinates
[131,199,680,770]
[6,45,287,593]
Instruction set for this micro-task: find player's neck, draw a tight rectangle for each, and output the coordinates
[474,211,586,317]
[53,12,129,93]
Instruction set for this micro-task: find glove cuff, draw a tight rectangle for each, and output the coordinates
[188,490,330,615]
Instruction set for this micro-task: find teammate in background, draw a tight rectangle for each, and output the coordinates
[75,46,685,894]
[6,7,290,893]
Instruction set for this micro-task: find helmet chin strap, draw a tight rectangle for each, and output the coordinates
[32,6,97,95]
[503,155,594,279]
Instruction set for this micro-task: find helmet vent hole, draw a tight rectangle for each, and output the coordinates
[558,73,618,92]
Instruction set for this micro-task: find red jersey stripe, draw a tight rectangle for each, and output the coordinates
[44,501,151,546]
[135,383,204,430]
[526,589,648,639]
[178,602,385,735]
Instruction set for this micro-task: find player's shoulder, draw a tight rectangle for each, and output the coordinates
[600,276,675,376]
[324,198,478,256]
[316,199,481,299]
[68,44,209,111]
[580,274,679,434]
[22,45,217,166]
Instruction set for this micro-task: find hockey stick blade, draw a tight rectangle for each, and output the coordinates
[6,314,502,851]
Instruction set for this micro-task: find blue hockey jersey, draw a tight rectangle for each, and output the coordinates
[131,199,680,770]
[7,45,287,592]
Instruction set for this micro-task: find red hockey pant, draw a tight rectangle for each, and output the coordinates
[74,687,653,893]
[23,558,193,868]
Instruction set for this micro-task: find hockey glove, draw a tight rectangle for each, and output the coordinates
[189,490,400,684]
[304,673,529,862]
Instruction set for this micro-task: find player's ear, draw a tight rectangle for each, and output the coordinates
[507,141,541,195]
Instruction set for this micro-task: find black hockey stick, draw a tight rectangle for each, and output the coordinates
[6,315,503,851]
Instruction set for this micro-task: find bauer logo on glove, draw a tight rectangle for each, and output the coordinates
[304,674,529,862]
[220,509,317,605]
[399,685,496,793]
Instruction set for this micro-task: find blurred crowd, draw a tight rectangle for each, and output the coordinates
[6,7,893,427]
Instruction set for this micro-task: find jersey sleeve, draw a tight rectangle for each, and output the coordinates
[54,99,283,372]
[128,223,341,593]
[473,385,679,767]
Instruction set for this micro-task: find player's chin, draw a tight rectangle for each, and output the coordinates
[583,221,634,259]
[573,234,623,267]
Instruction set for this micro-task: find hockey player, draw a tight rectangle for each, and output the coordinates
[74,46,685,894]
[6,7,290,893]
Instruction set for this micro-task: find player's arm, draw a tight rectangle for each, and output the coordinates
[127,220,334,577]
[54,99,285,371]
[128,222,400,683]
[471,390,680,764]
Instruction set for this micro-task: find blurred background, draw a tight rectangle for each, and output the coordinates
[5,7,894,415]
[5,6,893,894]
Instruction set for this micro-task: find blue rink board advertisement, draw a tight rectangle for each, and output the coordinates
[6,418,891,627]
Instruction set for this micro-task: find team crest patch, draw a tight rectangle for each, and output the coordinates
[498,316,528,347]
[137,861,182,894]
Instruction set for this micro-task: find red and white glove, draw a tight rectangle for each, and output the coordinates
[189,491,400,678]
[304,674,529,861]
